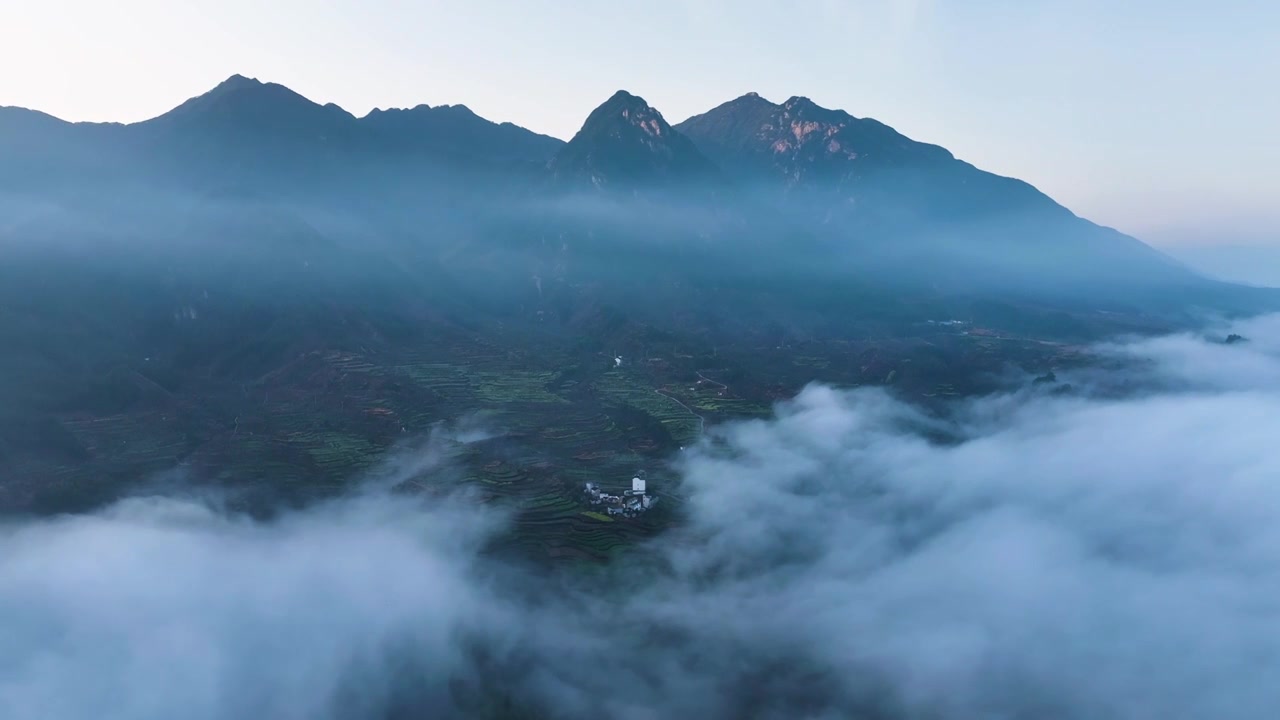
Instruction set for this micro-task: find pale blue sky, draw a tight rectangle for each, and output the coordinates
[1,0,1276,249]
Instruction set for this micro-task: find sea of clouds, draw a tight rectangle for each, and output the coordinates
[4,315,1280,719]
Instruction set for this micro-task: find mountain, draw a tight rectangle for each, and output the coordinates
[141,74,358,137]
[361,104,563,165]
[0,107,126,189]
[0,77,1270,309]
[676,94,952,181]
[0,76,565,195]
[675,93,1201,297]
[675,92,1085,224]
[549,90,718,189]
[122,76,368,193]
[0,106,74,136]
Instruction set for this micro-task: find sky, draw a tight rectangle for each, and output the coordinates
[1,0,1276,251]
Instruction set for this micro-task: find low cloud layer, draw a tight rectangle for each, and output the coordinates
[5,316,1280,719]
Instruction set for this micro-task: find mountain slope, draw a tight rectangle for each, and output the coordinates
[676,93,1061,218]
[675,93,1203,297]
[0,108,127,189]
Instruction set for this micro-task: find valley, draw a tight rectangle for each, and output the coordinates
[1,299,1088,562]
[0,75,1270,563]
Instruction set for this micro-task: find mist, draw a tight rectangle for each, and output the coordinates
[3,315,1279,718]
[1167,241,1280,288]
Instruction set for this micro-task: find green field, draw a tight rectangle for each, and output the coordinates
[12,307,1079,561]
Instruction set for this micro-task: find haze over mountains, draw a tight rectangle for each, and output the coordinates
[2,73,1265,310]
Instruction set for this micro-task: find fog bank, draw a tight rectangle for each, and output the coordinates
[5,316,1280,719]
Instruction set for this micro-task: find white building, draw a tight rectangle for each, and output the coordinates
[584,475,656,518]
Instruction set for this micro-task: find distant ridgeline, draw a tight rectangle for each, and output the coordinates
[2,74,1274,314]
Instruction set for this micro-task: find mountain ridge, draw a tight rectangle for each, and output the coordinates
[0,77,1162,229]
[361,103,564,164]
[1,75,1266,304]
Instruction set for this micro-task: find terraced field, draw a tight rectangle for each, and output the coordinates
[26,343,775,559]
[659,371,774,421]
[592,369,703,448]
[472,371,568,405]
[396,361,476,404]
[242,346,685,561]
[12,315,1075,561]
[62,412,189,470]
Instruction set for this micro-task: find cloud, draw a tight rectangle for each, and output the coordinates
[0,494,496,720]
[4,317,1280,718]
[0,424,509,720]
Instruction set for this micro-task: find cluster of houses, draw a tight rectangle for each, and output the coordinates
[584,477,657,518]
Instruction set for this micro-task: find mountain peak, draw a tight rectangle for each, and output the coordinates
[587,90,669,137]
[581,88,675,140]
[364,103,481,121]
[780,96,848,123]
[549,91,717,188]
[435,103,480,118]
[358,102,564,164]
[600,90,649,109]
[363,104,431,118]
[192,74,296,108]
[722,91,776,109]
[216,74,262,90]
[146,75,355,132]
[676,92,956,189]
